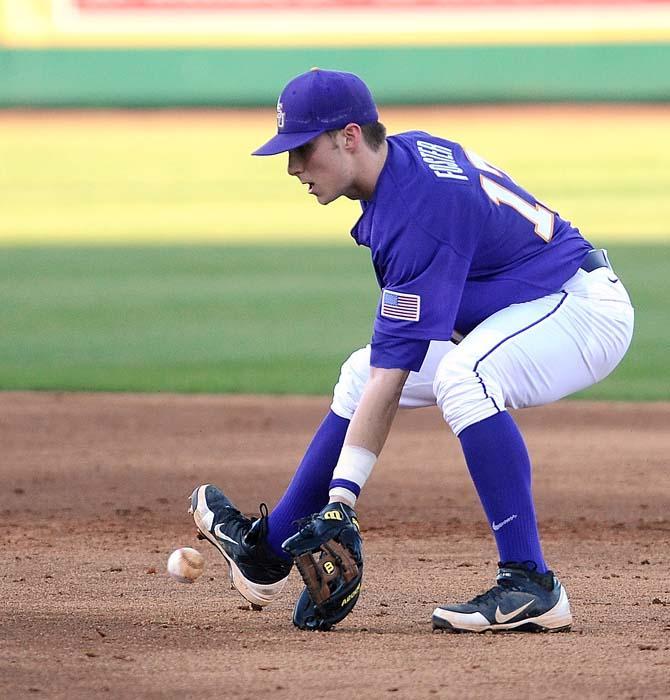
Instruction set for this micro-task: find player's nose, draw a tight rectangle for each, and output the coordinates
[287,151,303,177]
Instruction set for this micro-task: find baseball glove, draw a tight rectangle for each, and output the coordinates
[282,502,363,631]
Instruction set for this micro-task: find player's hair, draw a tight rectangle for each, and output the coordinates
[326,121,387,151]
[361,121,387,151]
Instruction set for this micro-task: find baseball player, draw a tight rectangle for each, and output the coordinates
[191,69,634,632]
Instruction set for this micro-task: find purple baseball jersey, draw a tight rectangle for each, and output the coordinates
[351,132,593,371]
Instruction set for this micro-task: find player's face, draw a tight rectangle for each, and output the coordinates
[287,132,357,205]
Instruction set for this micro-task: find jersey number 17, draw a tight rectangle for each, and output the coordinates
[466,150,555,242]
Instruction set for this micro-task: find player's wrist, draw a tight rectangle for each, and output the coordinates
[329,444,377,508]
[328,489,357,508]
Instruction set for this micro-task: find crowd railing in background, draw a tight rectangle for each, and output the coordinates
[1,0,669,105]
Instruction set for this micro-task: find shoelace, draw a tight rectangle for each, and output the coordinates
[469,581,516,606]
[220,508,253,534]
[466,561,549,606]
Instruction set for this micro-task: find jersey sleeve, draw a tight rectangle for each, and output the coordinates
[372,227,472,342]
[370,330,430,372]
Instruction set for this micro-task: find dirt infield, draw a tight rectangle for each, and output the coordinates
[1,393,668,699]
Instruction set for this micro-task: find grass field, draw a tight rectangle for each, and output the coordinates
[0,243,667,400]
[0,107,667,400]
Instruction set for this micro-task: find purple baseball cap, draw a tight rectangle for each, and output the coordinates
[252,68,378,156]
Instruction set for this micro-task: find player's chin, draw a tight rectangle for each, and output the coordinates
[314,191,340,205]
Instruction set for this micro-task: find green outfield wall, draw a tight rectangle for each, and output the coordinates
[1,44,669,107]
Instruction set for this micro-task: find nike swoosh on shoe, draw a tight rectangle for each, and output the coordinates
[214,524,239,545]
[494,599,535,624]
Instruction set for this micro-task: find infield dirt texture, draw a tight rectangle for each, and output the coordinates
[1,393,669,699]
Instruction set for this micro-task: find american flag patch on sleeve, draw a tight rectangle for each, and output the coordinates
[381,289,421,322]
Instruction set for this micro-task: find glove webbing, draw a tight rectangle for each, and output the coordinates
[294,539,360,606]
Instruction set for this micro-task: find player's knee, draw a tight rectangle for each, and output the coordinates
[330,346,371,419]
[433,354,504,436]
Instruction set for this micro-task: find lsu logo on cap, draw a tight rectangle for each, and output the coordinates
[276,100,285,130]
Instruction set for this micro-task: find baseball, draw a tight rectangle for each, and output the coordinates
[167,547,205,583]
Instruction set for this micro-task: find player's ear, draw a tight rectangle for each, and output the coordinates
[342,123,362,151]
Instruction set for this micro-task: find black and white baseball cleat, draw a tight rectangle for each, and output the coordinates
[432,563,572,633]
[189,484,292,608]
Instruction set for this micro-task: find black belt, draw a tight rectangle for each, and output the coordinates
[580,249,610,272]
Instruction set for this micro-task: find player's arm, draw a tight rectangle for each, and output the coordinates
[344,365,409,456]
[327,334,429,507]
[327,366,407,508]
[339,329,430,457]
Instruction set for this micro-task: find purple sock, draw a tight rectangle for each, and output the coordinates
[458,411,547,573]
[266,410,349,559]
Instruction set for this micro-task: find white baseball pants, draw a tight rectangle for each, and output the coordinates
[331,267,634,435]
